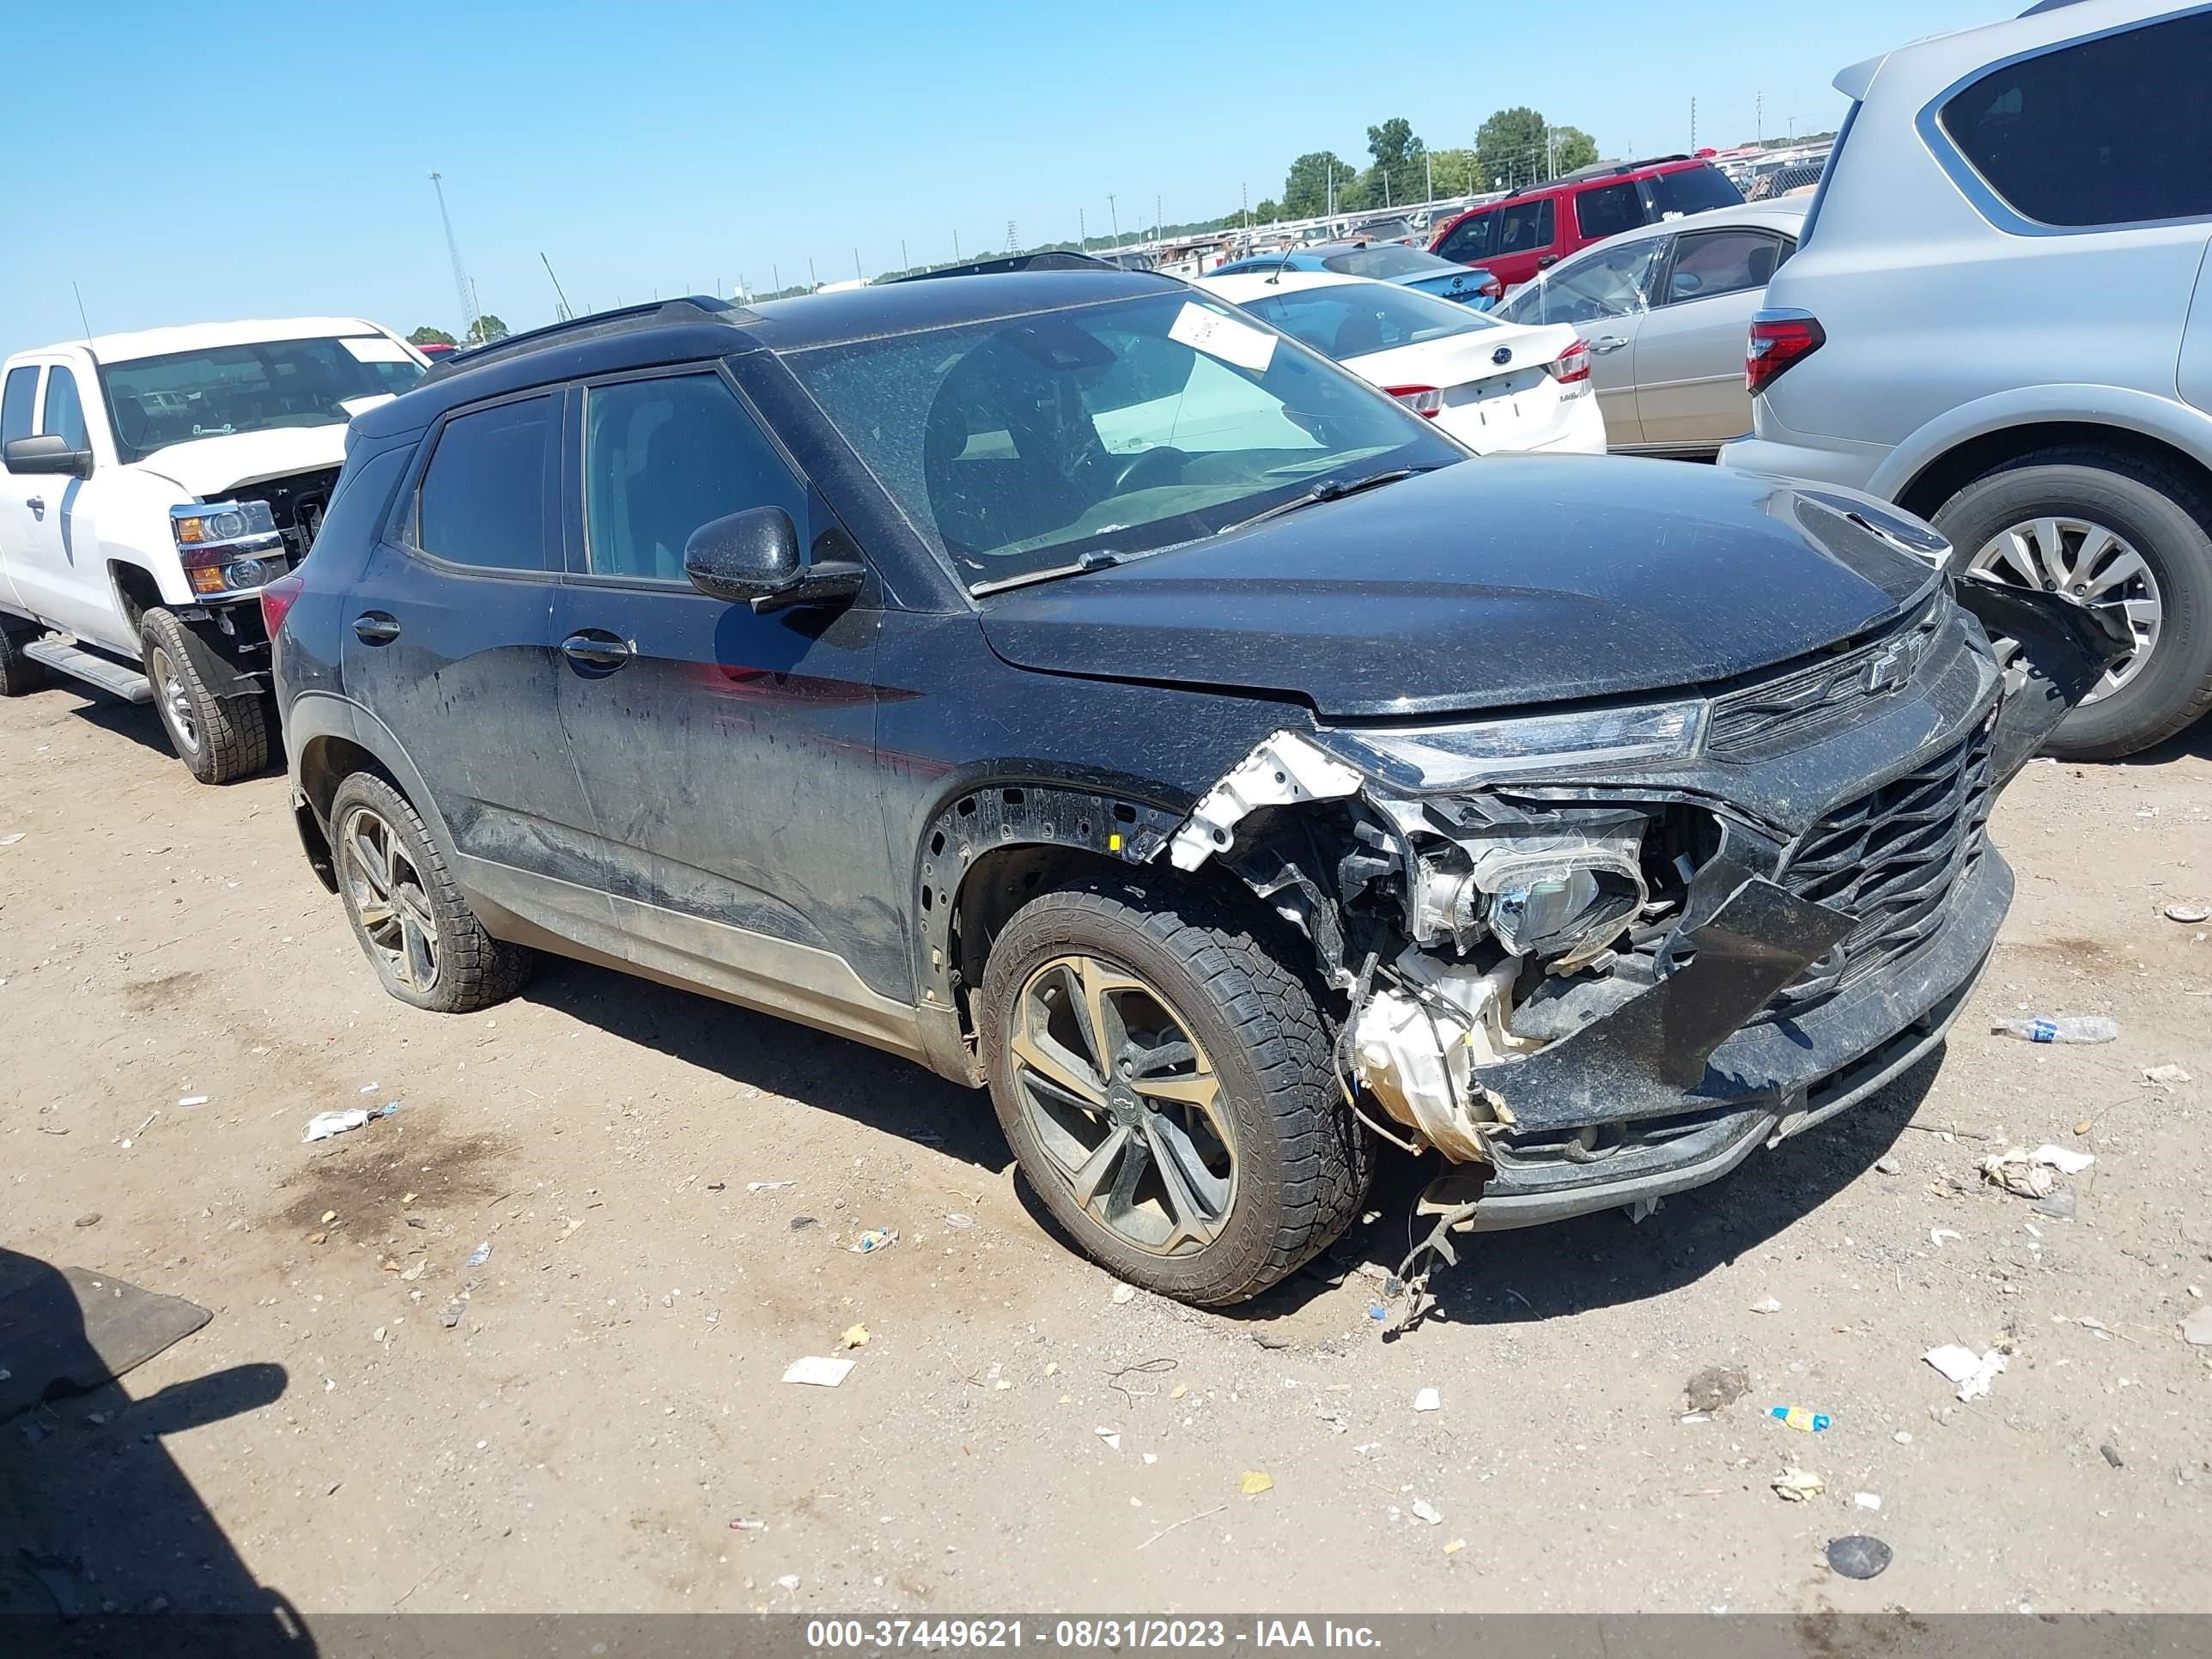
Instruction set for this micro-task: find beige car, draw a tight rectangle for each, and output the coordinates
[1492,198,1808,459]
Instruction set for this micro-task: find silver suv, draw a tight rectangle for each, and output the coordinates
[1723,0,2212,757]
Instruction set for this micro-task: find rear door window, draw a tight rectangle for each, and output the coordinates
[1938,10,2212,227]
[1574,180,1646,240]
[1500,238,1666,325]
[2,366,39,447]
[1644,165,1746,219]
[1659,229,1786,304]
[40,368,88,451]
[1434,210,1495,263]
[1494,198,1556,256]
[415,396,556,572]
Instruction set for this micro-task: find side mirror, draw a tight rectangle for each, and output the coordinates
[3,434,92,477]
[684,506,864,615]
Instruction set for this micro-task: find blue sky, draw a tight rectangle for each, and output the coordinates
[3,0,2012,355]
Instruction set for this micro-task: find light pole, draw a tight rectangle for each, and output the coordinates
[1107,194,1120,247]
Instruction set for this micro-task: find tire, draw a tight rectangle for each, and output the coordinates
[1933,453,2212,759]
[140,608,270,783]
[977,873,1370,1307]
[328,771,534,1013]
[0,623,46,697]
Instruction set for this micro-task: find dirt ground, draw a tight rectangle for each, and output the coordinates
[2,682,2209,1618]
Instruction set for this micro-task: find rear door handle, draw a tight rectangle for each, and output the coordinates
[561,630,633,672]
[1589,335,1629,354]
[351,612,401,644]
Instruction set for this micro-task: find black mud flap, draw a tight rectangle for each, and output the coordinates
[1954,575,2135,784]
[1467,877,1855,1132]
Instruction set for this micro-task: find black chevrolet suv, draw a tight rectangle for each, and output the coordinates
[266,270,2120,1305]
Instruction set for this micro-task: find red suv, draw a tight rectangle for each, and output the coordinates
[1428,155,1745,289]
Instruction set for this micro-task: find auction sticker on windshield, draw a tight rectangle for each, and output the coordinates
[1170,301,1276,373]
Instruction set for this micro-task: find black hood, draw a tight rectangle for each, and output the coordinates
[977,459,1942,719]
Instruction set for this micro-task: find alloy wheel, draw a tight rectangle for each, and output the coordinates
[338,805,441,993]
[1009,954,1236,1256]
[1966,515,2163,702]
[148,646,199,756]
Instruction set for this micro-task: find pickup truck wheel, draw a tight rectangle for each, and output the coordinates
[1936,453,2212,759]
[0,623,46,696]
[978,875,1370,1307]
[328,772,534,1013]
[140,608,269,783]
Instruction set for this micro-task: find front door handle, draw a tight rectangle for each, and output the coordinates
[560,630,633,673]
[1589,335,1629,355]
[352,612,401,645]
[25,496,44,518]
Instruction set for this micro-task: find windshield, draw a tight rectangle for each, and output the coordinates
[99,336,426,463]
[1647,165,1745,219]
[1237,282,1498,360]
[1320,245,1453,279]
[784,290,1460,592]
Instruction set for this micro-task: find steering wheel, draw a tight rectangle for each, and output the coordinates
[1109,447,1190,493]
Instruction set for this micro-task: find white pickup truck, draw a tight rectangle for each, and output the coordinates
[0,318,428,781]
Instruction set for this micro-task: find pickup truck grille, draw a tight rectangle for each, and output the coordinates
[1708,595,1944,759]
[1769,718,1996,1010]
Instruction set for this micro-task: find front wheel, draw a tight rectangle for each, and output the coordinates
[977,875,1370,1307]
[1936,454,2212,758]
[140,608,269,783]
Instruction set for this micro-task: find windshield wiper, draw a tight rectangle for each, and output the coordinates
[1219,466,1435,536]
[969,549,1126,597]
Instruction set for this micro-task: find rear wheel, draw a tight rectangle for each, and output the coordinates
[1935,453,2212,758]
[0,623,45,697]
[140,608,269,783]
[978,874,1369,1307]
[329,771,534,1013]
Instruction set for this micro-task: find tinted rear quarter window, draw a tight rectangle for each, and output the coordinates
[416,397,554,572]
[1938,11,2212,226]
[1646,165,1746,218]
[2,366,38,447]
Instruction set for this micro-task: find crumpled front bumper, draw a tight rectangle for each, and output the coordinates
[1426,846,2008,1229]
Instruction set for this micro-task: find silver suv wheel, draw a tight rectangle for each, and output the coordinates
[1966,514,2163,702]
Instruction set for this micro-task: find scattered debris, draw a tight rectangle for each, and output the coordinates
[1106,1358,1176,1399]
[176,1095,207,1107]
[2100,1443,2124,1468]
[1252,1331,1291,1351]
[2033,1190,2079,1220]
[729,1518,768,1532]
[1982,1145,2096,1199]
[302,1109,370,1142]
[1136,1504,1229,1551]
[1685,1364,1750,1414]
[1893,1431,1913,1445]
[465,1242,492,1268]
[1368,1304,1389,1322]
[775,1574,800,1591]
[849,1229,896,1255]
[1443,1538,1466,1556]
[1238,1470,1273,1496]
[0,833,23,847]
[440,1297,467,1329]
[704,1181,726,1194]
[1095,1427,1121,1451]
[1990,1015,2118,1044]
[840,1323,869,1350]
[2181,1306,2212,1348]
[399,1261,428,1283]
[1110,1283,1136,1305]
[2143,1063,2193,1087]
[1929,1229,1963,1249]
[782,1355,855,1388]
[2164,904,2209,925]
[789,1216,817,1231]
[1875,1155,1903,1176]
[1750,1297,1783,1315]
[1413,1387,1441,1413]
[71,1213,100,1229]
[945,1212,975,1230]
[1770,1407,1831,1433]
[1826,1535,1892,1580]
[1772,1468,1824,1502]
[1409,1498,1443,1526]
[1854,1492,1882,1511]
[1624,1195,1663,1224]
[746,1181,794,1193]
[1923,1344,2006,1401]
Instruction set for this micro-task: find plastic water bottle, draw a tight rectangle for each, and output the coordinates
[1990,1015,2118,1045]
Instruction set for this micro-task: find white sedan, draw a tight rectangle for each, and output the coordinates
[1194,270,1606,456]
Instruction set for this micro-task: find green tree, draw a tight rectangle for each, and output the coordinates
[1252,198,1282,224]
[1364,117,1427,210]
[407,325,456,347]
[1428,147,1483,199]
[1553,126,1600,173]
[464,313,510,345]
[1283,150,1355,219]
[1476,106,1550,187]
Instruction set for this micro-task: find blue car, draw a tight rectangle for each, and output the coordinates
[1210,241,1503,308]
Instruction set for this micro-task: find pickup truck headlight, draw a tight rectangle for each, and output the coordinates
[1315,698,1708,793]
[171,501,286,596]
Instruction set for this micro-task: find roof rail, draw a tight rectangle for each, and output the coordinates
[427,295,753,380]
[891,251,1128,283]
[1498,153,1694,200]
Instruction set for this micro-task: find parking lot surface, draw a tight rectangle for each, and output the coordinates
[3,686,2209,1614]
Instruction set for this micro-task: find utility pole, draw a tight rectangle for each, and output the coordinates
[1690,97,1698,150]
[901,238,909,271]
[1155,193,1162,243]
[1006,219,1018,252]
[1241,182,1249,232]
[952,228,962,261]
[428,172,477,342]
[854,247,863,281]
[772,263,781,294]
[1425,151,1432,204]
[807,257,817,292]
[1756,91,1764,144]
[1107,194,1120,246]
[1078,210,1086,249]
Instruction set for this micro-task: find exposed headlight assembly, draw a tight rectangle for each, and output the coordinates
[1459,823,1649,973]
[1316,699,1707,793]
[171,500,285,596]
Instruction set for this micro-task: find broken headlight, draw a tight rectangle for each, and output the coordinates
[1316,698,1707,793]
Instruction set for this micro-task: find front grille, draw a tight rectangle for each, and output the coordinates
[1709,596,1943,758]
[1769,718,1995,1010]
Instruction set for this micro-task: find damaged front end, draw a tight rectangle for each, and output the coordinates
[1164,577,2128,1237]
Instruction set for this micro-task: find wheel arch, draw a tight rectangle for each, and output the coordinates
[286,693,465,876]
[1874,390,2212,521]
[106,561,165,639]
